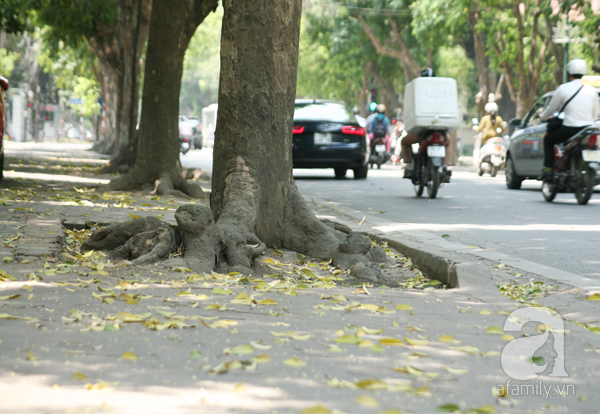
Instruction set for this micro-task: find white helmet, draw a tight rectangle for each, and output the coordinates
[485,102,498,113]
[567,59,587,76]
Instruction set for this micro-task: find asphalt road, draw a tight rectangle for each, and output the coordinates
[182,148,600,280]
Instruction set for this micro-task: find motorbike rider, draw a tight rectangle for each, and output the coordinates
[401,68,451,181]
[539,59,599,181]
[368,103,391,153]
[477,101,505,146]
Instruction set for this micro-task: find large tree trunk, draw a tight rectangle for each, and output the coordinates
[105,0,217,196]
[209,0,379,273]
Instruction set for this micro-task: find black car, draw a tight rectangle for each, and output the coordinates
[505,90,600,189]
[292,100,369,179]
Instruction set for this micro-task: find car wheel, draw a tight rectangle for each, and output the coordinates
[334,168,347,179]
[505,155,523,190]
[353,164,368,179]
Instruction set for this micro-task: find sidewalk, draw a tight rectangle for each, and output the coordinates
[1,142,599,414]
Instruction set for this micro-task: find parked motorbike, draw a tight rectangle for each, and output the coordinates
[541,125,600,205]
[412,130,450,199]
[179,136,191,154]
[477,136,507,177]
[369,137,391,169]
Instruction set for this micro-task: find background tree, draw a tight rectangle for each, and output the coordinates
[36,0,151,170]
[180,8,223,116]
[105,0,218,197]
[480,0,557,118]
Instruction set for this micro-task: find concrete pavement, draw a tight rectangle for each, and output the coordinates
[1,142,600,414]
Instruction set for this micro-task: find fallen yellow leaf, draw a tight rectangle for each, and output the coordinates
[283,357,306,367]
[121,351,138,361]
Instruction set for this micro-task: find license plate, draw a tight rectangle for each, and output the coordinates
[582,150,600,162]
[375,144,385,153]
[427,145,445,157]
[314,133,332,145]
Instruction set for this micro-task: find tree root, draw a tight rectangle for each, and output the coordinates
[101,169,205,199]
[81,217,170,251]
[110,225,182,265]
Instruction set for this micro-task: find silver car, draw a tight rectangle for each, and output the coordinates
[505,90,600,189]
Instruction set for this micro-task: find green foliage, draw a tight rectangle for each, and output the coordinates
[410,0,468,49]
[478,0,553,91]
[180,7,223,116]
[33,0,118,50]
[38,39,100,117]
[0,0,33,34]
[0,49,20,77]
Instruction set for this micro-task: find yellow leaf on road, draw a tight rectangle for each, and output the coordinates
[501,334,515,341]
[404,337,429,346]
[299,405,331,414]
[396,304,413,311]
[231,344,254,355]
[414,385,432,397]
[445,366,469,375]
[73,372,88,381]
[271,331,312,340]
[27,351,38,361]
[355,395,379,407]
[283,357,306,367]
[479,310,492,315]
[335,334,362,344]
[211,288,233,295]
[379,338,404,346]
[251,354,271,364]
[448,346,480,354]
[258,299,277,305]
[121,351,138,361]
[485,326,504,335]
[438,335,461,344]
[355,379,387,390]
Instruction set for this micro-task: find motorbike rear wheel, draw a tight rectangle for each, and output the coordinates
[490,166,497,177]
[574,156,595,205]
[542,180,557,202]
[426,162,439,199]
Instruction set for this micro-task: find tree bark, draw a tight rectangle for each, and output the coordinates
[89,0,151,169]
[105,0,217,196]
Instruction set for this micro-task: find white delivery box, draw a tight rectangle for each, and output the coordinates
[403,77,459,134]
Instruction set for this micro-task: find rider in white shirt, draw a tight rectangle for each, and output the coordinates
[540,59,599,180]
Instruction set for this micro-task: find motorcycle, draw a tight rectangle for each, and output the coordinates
[477,136,507,177]
[412,130,450,199]
[541,125,600,205]
[179,136,191,154]
[369,137,391,169]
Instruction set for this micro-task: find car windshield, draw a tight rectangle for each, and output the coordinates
[294,102,355,123]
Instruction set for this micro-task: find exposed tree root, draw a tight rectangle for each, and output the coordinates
[82,217,169,252]
[163,205,220,274]
[110,225,182,265]
[101,169,205,199]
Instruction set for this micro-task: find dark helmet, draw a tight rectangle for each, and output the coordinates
[420,68,436,77]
